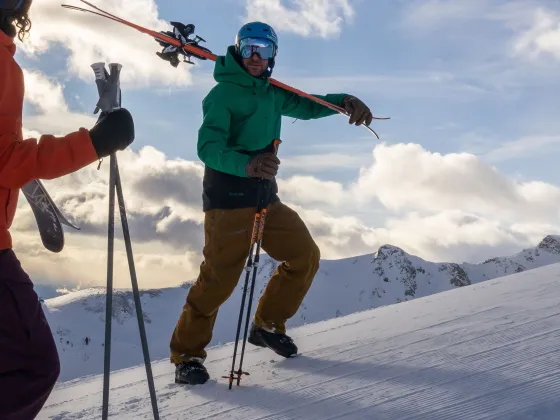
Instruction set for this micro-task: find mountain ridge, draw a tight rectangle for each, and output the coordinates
[43,234,560,381]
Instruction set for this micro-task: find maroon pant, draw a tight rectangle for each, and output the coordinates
[0,249,60,420]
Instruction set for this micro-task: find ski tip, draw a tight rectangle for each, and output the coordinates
[43,240,64,253]
[59,220,81,230]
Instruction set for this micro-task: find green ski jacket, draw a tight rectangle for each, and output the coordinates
[198,45,348,211]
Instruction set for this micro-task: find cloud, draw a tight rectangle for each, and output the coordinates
[380,210,538,263]
[22,68,97,134]
[280,204,551,265]
[351,143,560,222]
[23,69,68,114]
[278,176,346,206]
[13,232,200,291]
[11,125,560,288]
[276,142,560,263]
[20,0,192,88]
[289,205,381,258]
[245,0,354,38]
[281,152,368,172]
[12,145,206,289]
[514,9,560,60]
[20,146,206,241]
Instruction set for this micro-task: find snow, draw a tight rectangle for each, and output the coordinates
[42,235,560,382]
[39,261,560,419]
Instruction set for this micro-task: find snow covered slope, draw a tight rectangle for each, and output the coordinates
[40,261,560,419]
[44,235,560,382]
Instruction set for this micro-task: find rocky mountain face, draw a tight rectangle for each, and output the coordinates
[364,235,560,303]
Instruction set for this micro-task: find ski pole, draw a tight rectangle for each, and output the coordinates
[102,148,116,420]
[96,62,118,420]
[93,62,160,420]
[114,155,160,420]
[225,181,263,389]
[235,179,270,386]
[224,139,281,389]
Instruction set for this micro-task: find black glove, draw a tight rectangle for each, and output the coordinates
[245,153,280,180]
[89,108,135,159]
[343,95,373,127]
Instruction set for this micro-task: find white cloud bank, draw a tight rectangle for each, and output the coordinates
[352,143,560,223]
[279,142,560,264]
[12,139,560,289]
[12,146,206,290]
[245,0,354,38]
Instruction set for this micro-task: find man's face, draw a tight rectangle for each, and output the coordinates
[243,53,269,77]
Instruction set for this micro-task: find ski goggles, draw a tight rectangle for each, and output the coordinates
[238,38,276,60]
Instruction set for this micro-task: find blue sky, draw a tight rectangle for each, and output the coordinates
[11,0,560,288]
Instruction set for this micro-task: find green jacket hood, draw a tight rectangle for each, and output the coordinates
[213,45,270,89]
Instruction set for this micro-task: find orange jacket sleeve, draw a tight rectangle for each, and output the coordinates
[0,129,100,189]
[0,33,99,189]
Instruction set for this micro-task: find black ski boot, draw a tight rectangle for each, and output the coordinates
[248,323,298,358]
[175,360,210,385]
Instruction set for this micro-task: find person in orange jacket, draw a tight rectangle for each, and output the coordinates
[0,1,135,419]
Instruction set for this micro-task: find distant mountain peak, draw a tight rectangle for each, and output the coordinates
[375,244,408,260]
[537,235,560,254]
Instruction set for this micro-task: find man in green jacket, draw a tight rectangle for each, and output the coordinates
[170,22,374,385]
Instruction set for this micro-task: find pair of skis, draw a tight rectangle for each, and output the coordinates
[60,0,389,139]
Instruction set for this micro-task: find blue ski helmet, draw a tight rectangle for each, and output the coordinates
[235,22,278,76]
[235,22,278,49]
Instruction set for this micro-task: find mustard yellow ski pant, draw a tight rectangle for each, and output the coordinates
[170,201,320,363]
